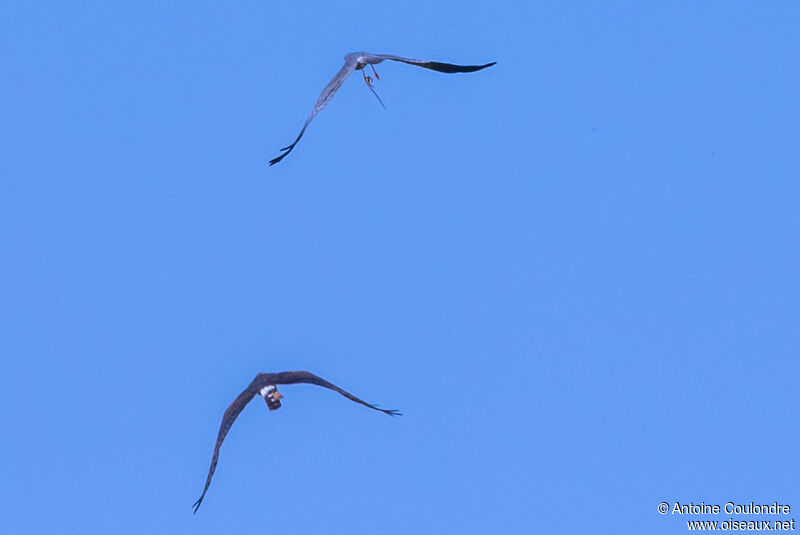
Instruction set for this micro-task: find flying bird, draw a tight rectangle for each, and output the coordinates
[193,370,399,513]
[268,52,496,165]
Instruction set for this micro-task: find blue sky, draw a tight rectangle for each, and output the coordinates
[2,1,798,533]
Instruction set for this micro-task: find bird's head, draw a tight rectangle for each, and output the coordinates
[260,385,284,411]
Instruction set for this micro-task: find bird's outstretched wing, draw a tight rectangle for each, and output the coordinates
[269,57,359,166]
[375,54,496,74]
[272,370,401,416]
[192,379,260,513]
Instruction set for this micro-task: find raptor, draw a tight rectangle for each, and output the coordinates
[193,370,399,512]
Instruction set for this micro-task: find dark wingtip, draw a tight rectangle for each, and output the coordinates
[470,62,497,72]
[269,152,288,166]
[192,497,203,514]
[269,143,297,166]
[377,405,402,416]
[422,60,498,73]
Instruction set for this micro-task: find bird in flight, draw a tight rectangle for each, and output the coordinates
[193,370,399,512]
[268,52,496,165]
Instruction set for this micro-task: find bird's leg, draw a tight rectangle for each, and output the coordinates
[370,64,381,80]
[361,65,387,110]
[361,68,374,89]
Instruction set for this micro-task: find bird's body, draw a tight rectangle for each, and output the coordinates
[269,51,496,165]
[348,51,384,67]
[192,370,398,513]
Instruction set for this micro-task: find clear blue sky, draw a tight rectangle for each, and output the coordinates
[2,2,798,533]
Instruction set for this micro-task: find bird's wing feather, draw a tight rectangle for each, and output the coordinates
[376,54,496,73]
[273,370,401,416]
[269,57,359,165]
[193,376,266,513]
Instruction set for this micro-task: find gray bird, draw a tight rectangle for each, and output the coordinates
[193,370,399,512]
[269,52,496,165]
